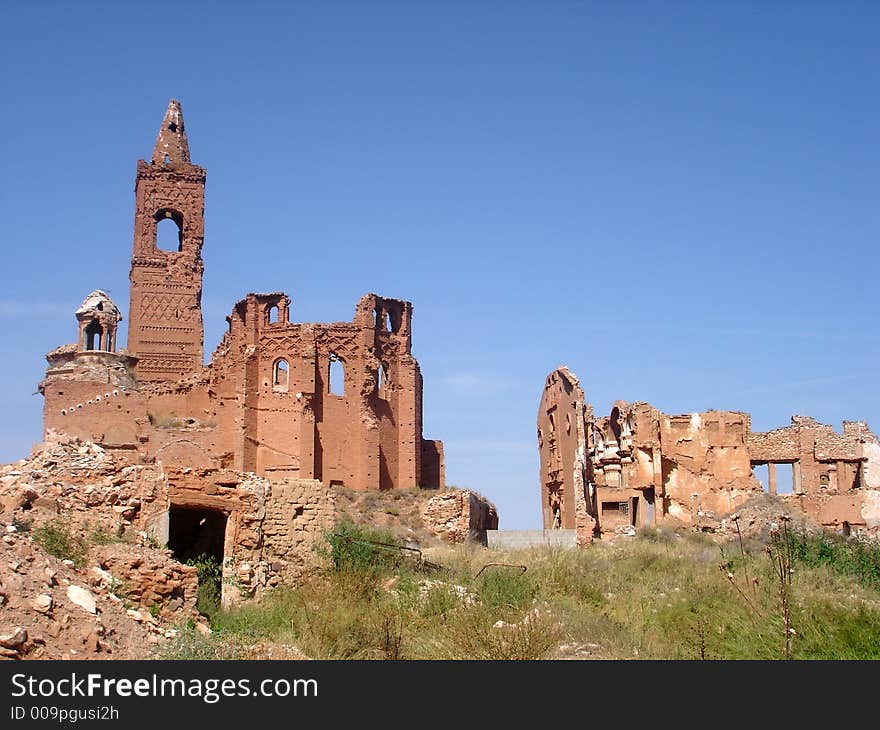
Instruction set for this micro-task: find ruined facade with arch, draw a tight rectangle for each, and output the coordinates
[39,100,445,492]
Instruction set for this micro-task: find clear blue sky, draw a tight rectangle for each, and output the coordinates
[1,1,878,528]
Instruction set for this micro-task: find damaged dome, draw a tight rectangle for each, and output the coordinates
[75,290,122,322]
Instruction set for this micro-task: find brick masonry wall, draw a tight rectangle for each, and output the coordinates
[539,367,880,539]
[421,489,499,544]
[262,478,336,581]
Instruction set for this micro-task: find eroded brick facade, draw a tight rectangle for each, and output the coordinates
[40,100,443,491]
[35,100,445,596]
[538,367,880,543]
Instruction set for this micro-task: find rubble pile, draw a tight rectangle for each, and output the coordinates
[0,431,164,538]
[0,525,202,660]
[0,435,202,660]
[696,494,817,541]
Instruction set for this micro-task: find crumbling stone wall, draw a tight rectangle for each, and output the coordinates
[748,416,880,533]
[538,366,880,540]
[1,435,335,606]
[92,544,199,614]
[653,409,756,522]
[536,367,596,545]
[261,478,336,582]
[421,489,499,544]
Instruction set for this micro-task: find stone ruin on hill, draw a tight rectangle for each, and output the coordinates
[16,100,497,615]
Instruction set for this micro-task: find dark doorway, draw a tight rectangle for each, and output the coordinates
[168,505,227,565]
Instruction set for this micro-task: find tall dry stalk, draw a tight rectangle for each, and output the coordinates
[719,515,763,619]
[768,516,795,659]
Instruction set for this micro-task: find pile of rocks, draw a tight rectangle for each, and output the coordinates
[0,519,202,660]
[0,433,165,538]
[693,494,807,541]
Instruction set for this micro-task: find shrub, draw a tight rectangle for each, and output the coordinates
[33,519,88,565]
[771,526,880,591]
[186,554,223,618]
[419,582,461,618]
[159,627,245,660]
[441,605,561,660]
[322,521,405,575]
[210,587,301,639]
[477,567,535,610]
[637,526,679,544]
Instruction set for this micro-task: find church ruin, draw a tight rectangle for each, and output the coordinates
[40,99,444,490]
[34,100,447,602]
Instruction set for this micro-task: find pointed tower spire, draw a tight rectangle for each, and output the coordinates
[151,99,191,165]
[130,99,206,381]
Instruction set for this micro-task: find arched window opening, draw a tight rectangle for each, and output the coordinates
[329,353,345,396]
[375,308,391,332]
[376,363,390,399]
[84,321,102,351]
[273,358,289,391]
[267,305,279,324]
[610,407,622,443]
[157,217,182,252]
[388,310,401,334]
[548,488,563,529]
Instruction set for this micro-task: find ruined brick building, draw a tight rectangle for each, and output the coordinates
[33,101,446,601]
[538,367,880,544]
[40,99,444,490]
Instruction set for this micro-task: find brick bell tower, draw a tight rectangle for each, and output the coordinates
[127,99,206,382]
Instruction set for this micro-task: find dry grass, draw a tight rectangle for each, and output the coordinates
[164,524,880,660]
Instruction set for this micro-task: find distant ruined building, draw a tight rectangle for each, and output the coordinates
[35,101,447,602]
[537,367,880,545]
